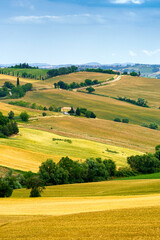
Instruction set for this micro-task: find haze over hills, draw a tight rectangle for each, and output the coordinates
[1,62,160,78]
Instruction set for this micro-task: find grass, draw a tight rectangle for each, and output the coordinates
[117,172,160,180]
[28,115,160,153]
[0,127,141,171]
[19,88,160,125]
[95,75,160,108]
[12,178,160,198]
[1,206,160,240]
[45,71,115,85]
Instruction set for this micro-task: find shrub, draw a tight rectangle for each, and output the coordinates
[114,118,121,122]
[116,167,137,177]
[42,112,47,116]
[20,112,29,122]
[122,118,129,123]
[26,176,45,198]
[8,111,14,120]
[0,178,13,197]
[155,145,160,151]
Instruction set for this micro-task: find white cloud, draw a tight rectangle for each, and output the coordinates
[10,14,106,24]
[111,0,144,4]
[129,50,137,57]
[142,49,160,56]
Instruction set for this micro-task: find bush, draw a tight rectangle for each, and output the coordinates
[155,145,160,151]
[116,167,137,177]
[20,112,29,122]
[26,176,45,198]
[114,118,121,122]
[0,178,13,197]
[149,122,158,130]
[42,112,47,116]
[122,118,129,123]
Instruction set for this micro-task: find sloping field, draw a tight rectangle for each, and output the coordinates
[0,127,141,171]
[95,75,160,108]
[0,101,43,117]
[1,206,160,240]
[20,89,160,125]
[0,144,62,172]
[28,115,160,152]
[45,71,115,85]
[12,179,160,198]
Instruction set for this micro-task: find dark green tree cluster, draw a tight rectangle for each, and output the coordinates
[69,107,96,119]
[54,79,99,90]
[47,66,78,78]
[0,111,19,138]
[114,118,129,123]
[141,122,159,130]
[127,147,160,174]
[10,63,38,69]
[118,97,149,108]
[39,157,116,185]
[86,68,120,75]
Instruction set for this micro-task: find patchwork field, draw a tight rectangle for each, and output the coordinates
[94,75,160,108]
[0,127,141,171]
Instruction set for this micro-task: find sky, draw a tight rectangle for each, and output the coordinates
[0,0,160,65]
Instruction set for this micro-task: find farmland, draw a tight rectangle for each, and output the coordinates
[0,127,141,171]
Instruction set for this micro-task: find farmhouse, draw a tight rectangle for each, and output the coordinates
[61,107,71,114]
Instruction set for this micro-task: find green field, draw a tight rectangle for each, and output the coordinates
[0,127,141,171]
[17,88,160,125]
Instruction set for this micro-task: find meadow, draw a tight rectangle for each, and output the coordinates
[0,127,141,171]
[28,115,160,152]
[17,88,160,125]
[94,75,160,108]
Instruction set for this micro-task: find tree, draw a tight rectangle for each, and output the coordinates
[68,107,75,114]
[114,118,121,122]
[122,118,129,123]
[26,176,45,197]
[86,87,95,93]
[17,77,20,86]
[76,107,81,116]
[8,111,14,120]
[42,112,47,116]
[39,159,69,185]
[90,112,96,118]
[0,178,13,197]
[127,153,160,174]
[155,145,160,151]
[20,112,29,122]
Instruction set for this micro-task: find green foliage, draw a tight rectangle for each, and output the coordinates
[127,153,160,174]
[141,122,159,130]
[86,87,95,93]
[11,63,38,69]
[0,112,19,137]
[116,167,137,177]
[47,66,78,78]
[118,97,149,108]
[155,145,160,151]
[122,118,129,123]
[0,86,9,97]
[26,176,45,197]
[20,112,29,122]
[0,178,13,197]
[114,118,121,122]
[42,112,47,116]
[8,111,14,120]
[86,68,120,75]
[3,81,15,89]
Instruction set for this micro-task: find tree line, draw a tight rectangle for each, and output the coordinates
[85,68,120,75]
[1,145,160,197]
[0,80,32,98]
[117,97,149,108]
[54,79,100,90]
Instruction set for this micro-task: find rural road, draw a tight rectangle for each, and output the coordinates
[73,75,122,92]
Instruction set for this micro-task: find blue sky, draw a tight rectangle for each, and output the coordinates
[0,0,160,64]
